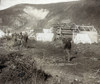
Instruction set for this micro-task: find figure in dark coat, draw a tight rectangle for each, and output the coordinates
[63,38,72,62]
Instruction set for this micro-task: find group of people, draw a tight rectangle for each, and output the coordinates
[5,30,72,61]
[11,32,28,48]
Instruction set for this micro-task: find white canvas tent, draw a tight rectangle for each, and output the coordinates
[73,33,92,44]
[0,30,5,38]
[36,33,54,42]
[73,25,98,44]
[36,28,54,42]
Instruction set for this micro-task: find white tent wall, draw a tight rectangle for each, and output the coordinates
[73,25,98,44]
[36,33,54,42]
[0,30,5,38]
[73,33,92,44]
[73,31,98,44]
[80,31,98,43]
[36,28,54,42]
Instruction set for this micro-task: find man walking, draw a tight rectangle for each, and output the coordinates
[63,38,72,62]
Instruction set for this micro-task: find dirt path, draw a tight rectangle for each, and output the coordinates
[20,43,100,84]
[21,48,83,83]
[1,40,100,84]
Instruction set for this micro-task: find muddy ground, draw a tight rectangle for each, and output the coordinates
[0,38,100,84]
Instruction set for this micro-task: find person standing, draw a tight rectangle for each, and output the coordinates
[22,32,28,48]
[19,32,24,47]
[63,38,72,62]
[24,32,28,43]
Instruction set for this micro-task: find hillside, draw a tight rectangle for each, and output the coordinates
[0,0,100,33]
[0,1,100,84]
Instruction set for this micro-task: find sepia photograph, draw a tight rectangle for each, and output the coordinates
[0,0,100,84]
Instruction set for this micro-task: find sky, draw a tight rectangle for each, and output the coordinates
[0,0,79,10]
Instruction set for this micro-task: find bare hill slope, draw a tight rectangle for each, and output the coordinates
[0,0,100,32]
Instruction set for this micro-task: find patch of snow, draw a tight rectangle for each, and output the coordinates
[23,6,49,20]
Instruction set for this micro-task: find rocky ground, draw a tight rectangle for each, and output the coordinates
[0,38,100,84]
